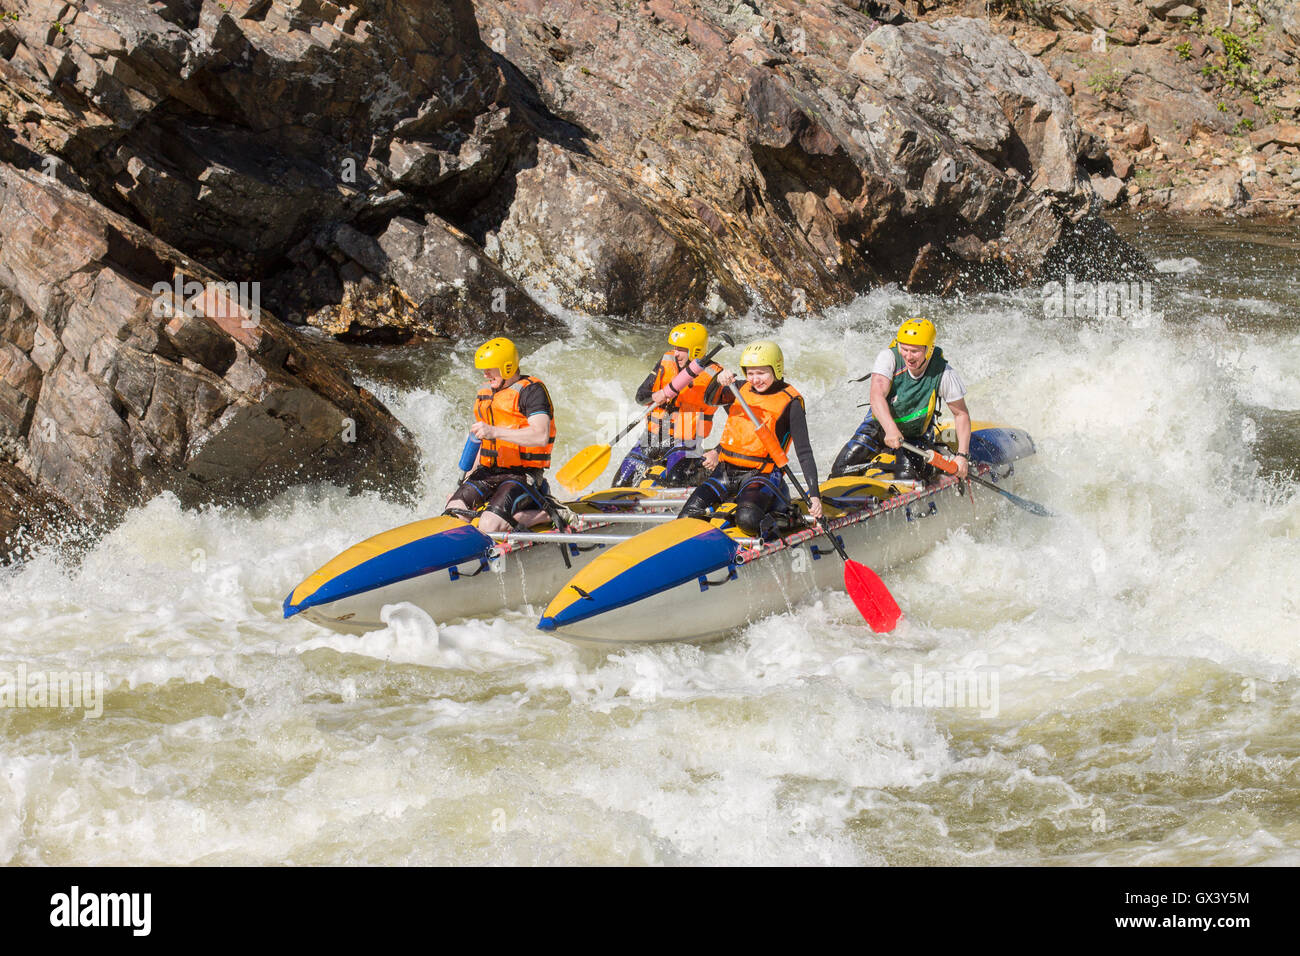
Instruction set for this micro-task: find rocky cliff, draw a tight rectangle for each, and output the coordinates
[469,0,1150,319]
[0,161,421,560]
[0,0,517,558]
[0,0,1152,561]
[913,0,1300,215]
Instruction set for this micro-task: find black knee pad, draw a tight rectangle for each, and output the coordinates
[734,503,765,537]
[830,439,881,478]
[893,449,924,481]
[663,457,705,488]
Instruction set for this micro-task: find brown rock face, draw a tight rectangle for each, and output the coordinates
[1146,1,1204,19]
[0,164,419,552]
[2,0,503,256]
[1094,175,1127,204]
[3,0,1144,329]
[1166,169,1247,213]
[943,0,1300,216]
[1259,1,1300,40]
[487,141,730,318]
[0,0,540,337]
[1250,125,1300,150]
[0,458,76,566]
[286,214,564,341]
[0,0,539,559]
[474,1,1143,316]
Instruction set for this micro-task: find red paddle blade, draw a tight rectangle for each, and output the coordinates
[844,560,902,633]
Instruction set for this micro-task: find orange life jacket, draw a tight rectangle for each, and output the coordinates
[717,382,803,473]
[474,375,555,469]
[646,353,720,446]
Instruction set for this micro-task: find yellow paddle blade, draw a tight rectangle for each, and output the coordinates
[555,444,612,494]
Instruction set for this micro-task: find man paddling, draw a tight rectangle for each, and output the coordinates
[613,322,724,487]
[445,337,557,534]
[829,318,971,485]
[678,340,822,538]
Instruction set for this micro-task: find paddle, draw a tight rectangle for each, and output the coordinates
[898,441,1054,517]
[553,407,652,494]
[555,334,734,493]
[726,382,902,633]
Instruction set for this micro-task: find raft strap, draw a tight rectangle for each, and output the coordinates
[698,564,739,591]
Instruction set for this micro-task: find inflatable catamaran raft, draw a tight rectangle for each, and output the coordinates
[538,425,1039,644]
[284,424,1039,642]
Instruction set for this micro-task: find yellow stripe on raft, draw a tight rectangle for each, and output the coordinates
[288,515,469,608]
[543,518,716,620]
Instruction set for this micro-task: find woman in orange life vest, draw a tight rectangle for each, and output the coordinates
[678,340,823,539]
[828,318,971,486]
[445,337,557,534]
[613,322,724,487]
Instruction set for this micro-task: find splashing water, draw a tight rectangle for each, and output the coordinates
[1,215,1297,865]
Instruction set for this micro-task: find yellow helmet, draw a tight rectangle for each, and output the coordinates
[667,322,708,360]
[739,340,784,380]
[474,336,519,378]
[892,317,937,360]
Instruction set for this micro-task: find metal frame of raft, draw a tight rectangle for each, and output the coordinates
[734,469,973,566]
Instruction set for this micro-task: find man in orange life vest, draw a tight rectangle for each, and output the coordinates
[678,340,822,538]
[614,322,723,487]
[445,337,557,534]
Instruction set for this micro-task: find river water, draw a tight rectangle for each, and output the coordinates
[2,215,1297,865]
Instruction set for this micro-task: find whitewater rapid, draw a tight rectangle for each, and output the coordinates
[1,215,1297,865]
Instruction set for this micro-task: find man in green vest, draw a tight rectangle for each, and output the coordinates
[829,318,971,484]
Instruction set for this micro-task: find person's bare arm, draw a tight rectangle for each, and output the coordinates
[870,374,901,448]
[949,397,971,479]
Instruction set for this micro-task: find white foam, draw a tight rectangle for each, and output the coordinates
[1155,256,1201,274]
[4,263,1298,865]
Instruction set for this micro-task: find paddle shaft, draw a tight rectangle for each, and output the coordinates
[898,440,960,474]
[726,383,849,563]
[609,406,654,446]
[899,441,1053,517]
[838,444,960,477]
